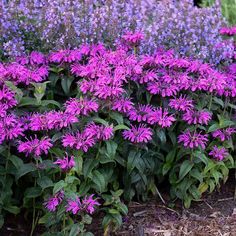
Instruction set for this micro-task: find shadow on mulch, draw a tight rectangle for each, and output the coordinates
[1,173,236,236]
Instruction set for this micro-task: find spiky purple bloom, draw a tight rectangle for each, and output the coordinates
[212,128,236,141]
[128,104,153,123]
[112,98,134,113]
[44,191,64,212]
[18,136,53,157]
[220,26,236,36]
[123,124,153,143]
[147,108,176,127]
[209,146,229,161]
[62,132,96,152]
[178,130,208,149]
[169,96,194,112]
[66,197,82,215]
[182,110,212,125]
[65,98,99,116]
[82,195,100,214]
[0,86,17,110]
[0,114,25,144]
[49,50,82,64]
[122,31,144,47]
[54,154,75,172]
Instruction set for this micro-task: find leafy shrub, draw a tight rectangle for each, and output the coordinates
[0,0,234,64]
[0,34,235,234]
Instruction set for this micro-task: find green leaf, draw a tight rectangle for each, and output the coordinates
[9,155,24,169]
[166,148,176,163]
[3,205,20,215]
[92,117,109,126]
[198,182,208,194]
[37,176,54,190]
[110,112,124,125]
[113,124,130,132]
[53,180,67,194]
[178,160,194,181]
[127,151,141,173]
[190,168,203,183]
[208,123,220,133]
[69,223,80,236]
[41,100,61,108]
[16,163,36,180]
[24,187,42,198]
[213,97,224,108]
[91,170,106,193]
[83,159,99,178]
[18,97,38,107]
[61,77,74,95]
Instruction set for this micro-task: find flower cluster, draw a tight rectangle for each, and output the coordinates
[44,192,100,215]
[220,26,236,36]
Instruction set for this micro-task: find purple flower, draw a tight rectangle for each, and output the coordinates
[65,98,99,116]
[128,104,153,123]
[209,146,229,161]
[178,130,208,149]
[49,50,82,64]
[18,136,53,157]
[44,191,64,212]
[82,195,100,214]
[122,31,144,47]
[112,98,134,113]
[66,197,82,215]
[182,110,212,125]
[169,95,194,112]
[147,108,176,127]
[0,86,17,109]
[62,132,96,152]
[212,128,236,141]
[54,154,75,172]
[123,124,153,143]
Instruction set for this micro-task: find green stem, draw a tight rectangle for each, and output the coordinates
[208,93,213,110]
[63,214,66,235]
[5,143,11,181]
[30,179,37,236]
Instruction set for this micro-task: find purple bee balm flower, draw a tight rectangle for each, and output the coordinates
[169,95,194,112]
[123,124,153,143]
[54,154,75,172]
[65,98,99,116]
[182,110,212,125]
[49,49,82,64]
[212,128,236,141]
[30,51,47,65]
[122,31,144,47]
[0,86,17,109]
[62,132,96,152]
[0,114,25,144]
[18,136,53,157]
[128,104,154,123]
[147,108,176,127]
[66,197,82,215]
[178,130,208,149]
[209,146,229,161]
[44,191,64,212]
[112,98,134,113]
[82,194,100,214]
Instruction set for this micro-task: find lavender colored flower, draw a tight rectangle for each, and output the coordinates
[128,104,153,123]
[112,98,134,113]
[54,154,75,172]
[44,191,64,212]
[18,136,53,157]
[82,194,100,214]
[178,130,208,149]
[182,110,212,125]
[209,146,229,161]
[169,95,194,112]
[65,98,99,116]
[212,128,236,141]
[66,197,82,215]
[147,108,176,127]
[123,124,153,143]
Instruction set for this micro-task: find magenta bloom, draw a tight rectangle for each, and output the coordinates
[122,31,144,46]
[147,108,176,127]
[169,95,194,112]
[123,124,153,143]
[147,81,179,97]
[82,195,100,214]
[0,86,17,109]
[178,130,208,149]
[128,104,153,123]
[220,26,236,36]
[65,98,99,116]
[62,132,96,152]
[54,154,75,171]
[18,136,53,157]
[182,110,212,125]
[112,98,134,113]
[49,49,82,63]
[209,146,229,161]
[0,114,25,144]
[30,51,46,65]
[44,191,64,212]
[66,197,82,215]
[212,128,236,141]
